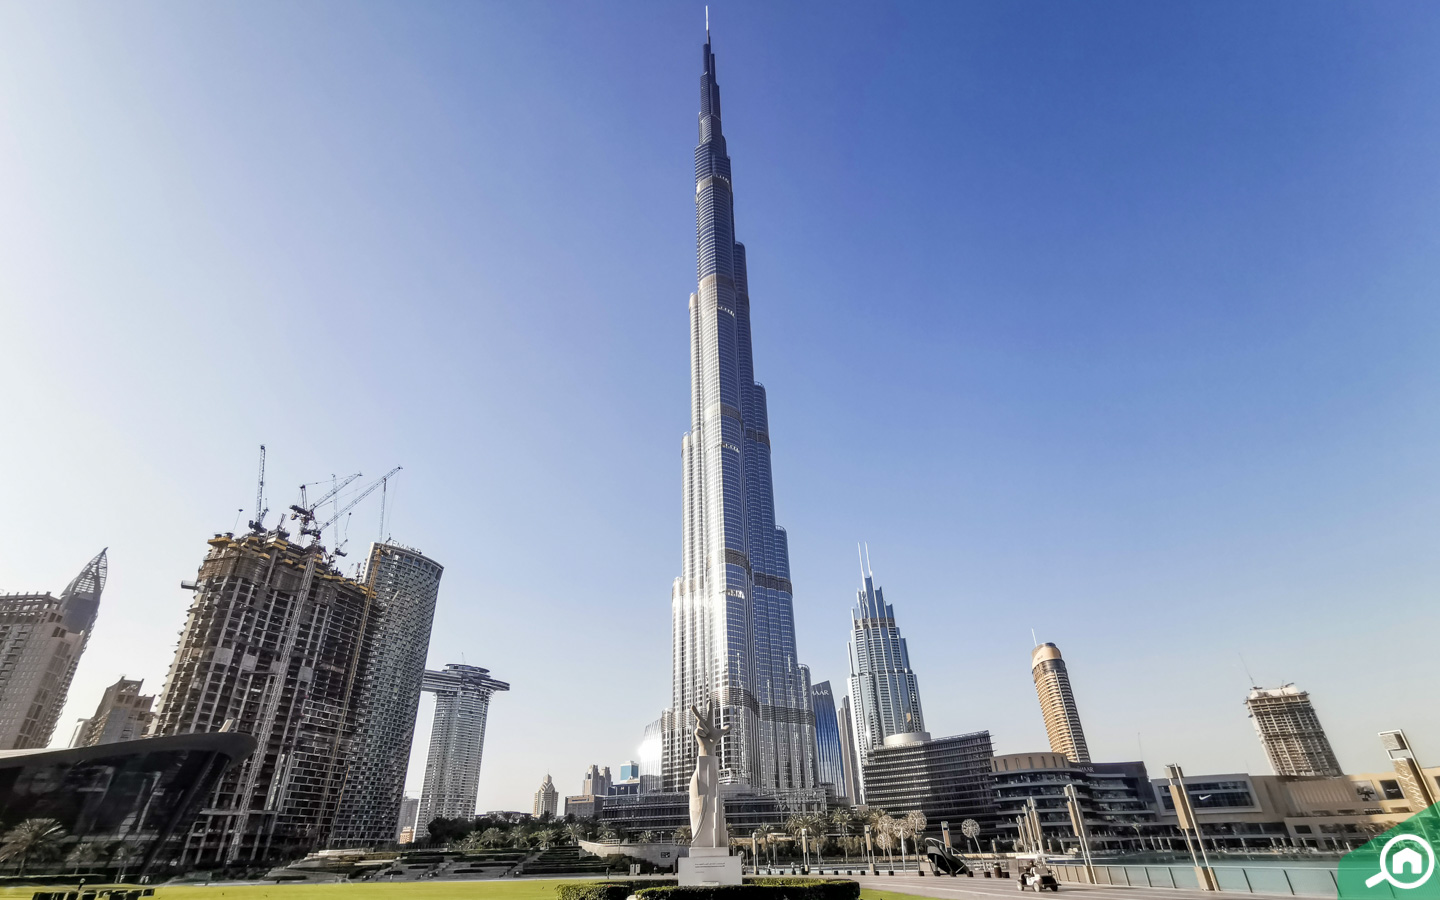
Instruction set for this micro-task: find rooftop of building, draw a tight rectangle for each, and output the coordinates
[1031,642,1063,666]
[1247,683,1308,700]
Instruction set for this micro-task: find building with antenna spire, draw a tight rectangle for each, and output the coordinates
[664,20,819,796]
[0,549,108,749]
[1031,641,1090,763]
[846,547,925,797]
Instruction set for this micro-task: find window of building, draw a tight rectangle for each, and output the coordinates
[1381,780,1405,800]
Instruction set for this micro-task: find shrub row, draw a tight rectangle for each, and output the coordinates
[638,879,860,900]
[557,879,680,900]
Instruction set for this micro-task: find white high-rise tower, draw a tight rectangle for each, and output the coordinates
[664,26,818,794]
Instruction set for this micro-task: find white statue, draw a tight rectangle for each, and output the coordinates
[688,702,729,848]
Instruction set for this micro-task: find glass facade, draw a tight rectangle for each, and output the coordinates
[993,754,1160,851]
[0,732,255,876]
[329,542,443,847]
[860,731,996,830]
[414,664,509,838]
[847,565,925,790]
[666,29,817,795]
[1031,643,1090,764]
[810,680,848,799]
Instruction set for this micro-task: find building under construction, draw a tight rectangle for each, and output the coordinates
[150,528,379,866]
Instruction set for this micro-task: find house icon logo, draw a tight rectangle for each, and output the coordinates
[1365,835,1435,890]
[1341,803,1440,898]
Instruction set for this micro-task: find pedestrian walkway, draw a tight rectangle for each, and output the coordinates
[850,874,1303,900]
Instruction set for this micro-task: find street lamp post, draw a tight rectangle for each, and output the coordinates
[1064,782,1096,884]
[1166,764,1217,891]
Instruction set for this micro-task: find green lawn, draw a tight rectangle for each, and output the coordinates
[0,880,574,900]
[858,890,946,900]
[0,879,928,900]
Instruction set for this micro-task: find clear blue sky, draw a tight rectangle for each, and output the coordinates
[2,1,1438,811]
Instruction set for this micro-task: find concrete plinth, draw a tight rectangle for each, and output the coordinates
[679,847,743,886]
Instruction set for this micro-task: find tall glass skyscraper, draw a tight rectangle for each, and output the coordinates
[809,681,848,799]
[666,27,817,794]
[414,663,508,839]
[1031,642,1089,764]
[847,554,925,775]
[329,542,443,847]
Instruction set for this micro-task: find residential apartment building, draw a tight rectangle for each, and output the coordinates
[70,676,154,747]
[0,549,107,749]
[414,664,509,838]
[329,542,443,848]
[1031,642,1090,764]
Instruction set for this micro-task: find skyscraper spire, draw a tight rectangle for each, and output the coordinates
[847,564,925,798]
[668,23,818,795]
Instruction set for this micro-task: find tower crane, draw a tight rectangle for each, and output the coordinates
[289,472,361,540]
[320,467,402,551]
[246,445,268,532]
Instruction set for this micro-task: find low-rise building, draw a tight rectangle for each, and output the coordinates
[860,731,997,832]
[566,794,602,819]
[599,786,828,834]
[992,752,1159,853]
[1153,766,1440,851]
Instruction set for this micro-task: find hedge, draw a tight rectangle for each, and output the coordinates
[557,879,680,900]
[637,878,860,900]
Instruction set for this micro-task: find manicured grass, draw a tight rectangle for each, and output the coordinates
[0,881,914,900]
[859,890,948,900]
[0,879,578,900]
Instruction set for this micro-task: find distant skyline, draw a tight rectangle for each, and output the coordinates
[2,1,1439,812]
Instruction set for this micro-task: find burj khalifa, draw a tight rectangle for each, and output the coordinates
[664,26,818,794]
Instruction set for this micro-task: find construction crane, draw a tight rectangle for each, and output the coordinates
[246,445,268,532]
[289,472,362,541]
[377,468,400,543]
[318,467,401,538]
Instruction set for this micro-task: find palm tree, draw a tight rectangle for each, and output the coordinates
[0,818,68,876]
[110,842,137,883]
[66,841,107,875]
[805,813,830,862]
[564,822,587,846]
[509,829,536,850]
[672,825,692,846]
[479,827,505,848]
[874,815,896,870]
[831,807,855,854]
[638,830,657,844]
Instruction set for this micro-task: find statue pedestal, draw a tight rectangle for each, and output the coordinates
[679,847,743,886]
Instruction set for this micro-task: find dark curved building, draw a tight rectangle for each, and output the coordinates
[0,732,255,876]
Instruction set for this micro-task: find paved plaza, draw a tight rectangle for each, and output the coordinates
[849,874,1304,900]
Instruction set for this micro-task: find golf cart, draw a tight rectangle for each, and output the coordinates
[1015,855,1059,892]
